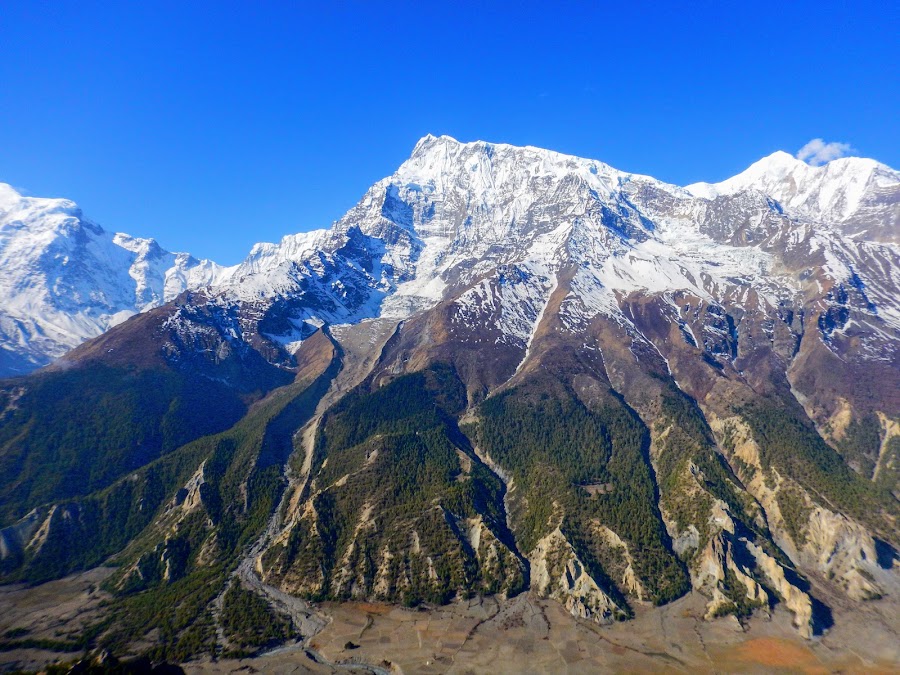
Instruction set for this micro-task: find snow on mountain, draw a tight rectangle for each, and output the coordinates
[0,183,232,375]
[686,151,900,241]
[197,137,823,348]
[223,136,897,372]
[1,136,897,377]
[204,135,701,336]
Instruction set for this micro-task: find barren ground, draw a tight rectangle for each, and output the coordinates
[2,571,897,674]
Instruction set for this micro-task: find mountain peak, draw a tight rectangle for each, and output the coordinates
[3,141,899,665]
[0,182,22,210]
[754,149,804,170]
[400,135,640,191]
[686,148,898,226]
[748,150,893,179]
[410,133,463,156]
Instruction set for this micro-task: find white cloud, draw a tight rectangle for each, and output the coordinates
[796,138,855,166]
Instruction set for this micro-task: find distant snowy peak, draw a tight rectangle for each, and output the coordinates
[687,151,900,241]
[0,182,230,375]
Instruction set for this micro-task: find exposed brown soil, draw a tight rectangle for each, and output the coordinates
[2,573,897,674]
[191,591,899,674]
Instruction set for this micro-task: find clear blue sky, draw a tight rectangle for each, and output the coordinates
[1,1,897,264]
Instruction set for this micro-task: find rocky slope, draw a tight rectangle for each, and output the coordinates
[0,136,897,661]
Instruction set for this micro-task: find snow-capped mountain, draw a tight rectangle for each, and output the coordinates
[0,183,231,375]
[80,134,897,473]
[687,150,900,242]
[2,136,898,650]
[153,135,897,371]
[1,137,898,380]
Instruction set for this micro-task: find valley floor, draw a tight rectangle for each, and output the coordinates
[1,572,897,674]
[190,592,899,674]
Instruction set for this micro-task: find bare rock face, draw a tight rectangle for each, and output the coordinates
[529,527,627,625]
[694,533,770,620]
[595,525,647,602]
[801,507,892,601]
[261,499,327,598]
[708,413,893,605]
[744,541,815,639]
[172,462,207,513]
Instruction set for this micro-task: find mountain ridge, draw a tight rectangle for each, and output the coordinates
[3,135,897,377]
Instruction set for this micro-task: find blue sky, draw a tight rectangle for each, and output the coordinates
[1,1,897,264]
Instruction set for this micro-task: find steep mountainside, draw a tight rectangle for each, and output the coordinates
[0,136,897,661]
